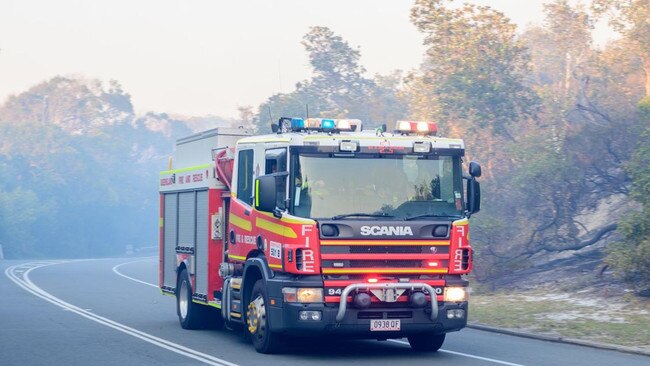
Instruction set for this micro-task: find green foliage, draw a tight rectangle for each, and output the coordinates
[606,107,650,290]
[638,96,650,121]
[593,0,650,96]
[607,210,650,288]
[0,187,54,258]
[409,0,538,138]
[255,26,406,133]
[0,77,189,258]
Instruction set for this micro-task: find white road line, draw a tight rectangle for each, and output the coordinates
[115,259,527,366]
[112,258,158,288]
[389,339,526,366]
[10,259,527,366]
[6,261,239,366]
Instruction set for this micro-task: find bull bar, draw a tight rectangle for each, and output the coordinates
[335,282,439,322]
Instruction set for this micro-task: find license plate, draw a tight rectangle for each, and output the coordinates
[370,319,400,331]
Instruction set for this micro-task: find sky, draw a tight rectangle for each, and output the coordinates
[0,0,617,119]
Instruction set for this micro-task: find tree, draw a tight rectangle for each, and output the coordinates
[593,0,650,96]
[409,0,538,140]
[256,27,408,132]
[235,106,254,129]
[0,77,190,258]
[302,26,368,97]
[607,98,650,293]
[544,0,593,96]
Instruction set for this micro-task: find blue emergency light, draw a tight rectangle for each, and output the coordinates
[280,116,362,132]
[321,119,336,130]
[291,118,305,130]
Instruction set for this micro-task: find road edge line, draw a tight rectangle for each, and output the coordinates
[6,261,239,366]
[467,323,650,357]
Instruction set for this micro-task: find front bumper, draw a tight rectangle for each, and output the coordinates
[266,276,467,338]
[269,301,468,337]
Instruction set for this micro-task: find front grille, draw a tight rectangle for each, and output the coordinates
[358,311,383,319]
[320,239,450,276]
[322,245,449,254]
[351,245,425,254]
[322,260,423,268]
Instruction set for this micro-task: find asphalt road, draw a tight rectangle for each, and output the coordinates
[1,257,648,366]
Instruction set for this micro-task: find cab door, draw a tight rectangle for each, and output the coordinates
[249,146,290,271]
[228,145,257,261]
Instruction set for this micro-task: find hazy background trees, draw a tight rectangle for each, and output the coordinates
[1,0,648,294]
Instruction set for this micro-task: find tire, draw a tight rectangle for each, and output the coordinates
[246,279,284,354]
[176,269,204,330]
[407,333,446,352]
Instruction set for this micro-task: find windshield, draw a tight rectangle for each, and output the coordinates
[290,154,464,220]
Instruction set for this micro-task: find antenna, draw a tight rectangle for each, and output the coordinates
[305,104,310,120]
[267,106,273,125]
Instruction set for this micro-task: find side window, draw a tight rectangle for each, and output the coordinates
[237,149,254,205]
[265,148,287,210]
[265,148,287,174]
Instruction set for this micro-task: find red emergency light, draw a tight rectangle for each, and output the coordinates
[395,120,438,136]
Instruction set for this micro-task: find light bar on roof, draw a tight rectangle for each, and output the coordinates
[284,117,363,132]
[395,120,438,136]
[337,119,362,131]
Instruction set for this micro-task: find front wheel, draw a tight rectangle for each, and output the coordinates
[246,279,284,353]
[407,333,446,352]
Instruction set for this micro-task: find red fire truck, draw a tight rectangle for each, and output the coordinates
[159,118,481,353]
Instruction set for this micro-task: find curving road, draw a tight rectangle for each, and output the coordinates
[1,257,648,366]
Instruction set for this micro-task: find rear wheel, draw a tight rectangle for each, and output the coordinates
[177,269,203,329]
[407,333,446,352]
[246,279,284,353]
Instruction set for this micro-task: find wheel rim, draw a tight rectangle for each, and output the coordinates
[247,294,266,338]
[179,279,189,319]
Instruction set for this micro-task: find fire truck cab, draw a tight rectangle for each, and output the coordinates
[159,118,481,354]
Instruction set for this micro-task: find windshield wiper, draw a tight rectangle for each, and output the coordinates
[404,213,458,221]
[331,213,395,220]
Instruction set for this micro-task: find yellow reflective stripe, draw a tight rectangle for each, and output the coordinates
[159,164,211,175]
[161,290,175,297]
[323,268,448,274]
[255,180,260,207]
[255,217,297,238]
[228,254,247,261]
[208,302,222,309]
[268,264,282,269]
[159,218,163,227]
[453,218,469,226]
[229,214,252,231]
[256,211,316,225]
[230,312,242,318]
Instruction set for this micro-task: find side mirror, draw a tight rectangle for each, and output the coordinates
[469,161,482,178]
[466,179,481,215]
[255,175,277,213]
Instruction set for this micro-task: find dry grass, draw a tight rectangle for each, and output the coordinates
[469,290,650,349]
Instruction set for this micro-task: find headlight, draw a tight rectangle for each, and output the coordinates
[444,287,468,302]
[282,287,323,303]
